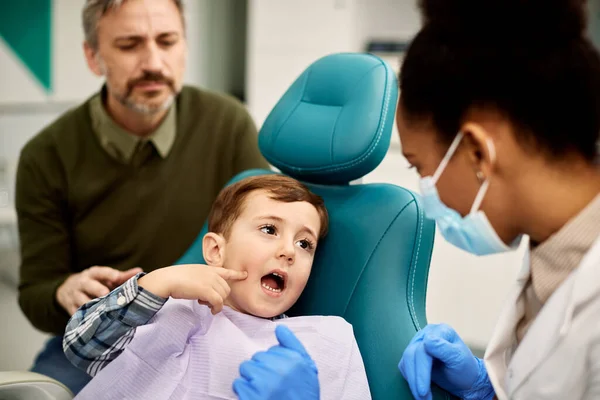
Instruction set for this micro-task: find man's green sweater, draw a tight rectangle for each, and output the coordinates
[16,86,269,335]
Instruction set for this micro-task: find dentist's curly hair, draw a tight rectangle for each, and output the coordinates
[399,0,600,162]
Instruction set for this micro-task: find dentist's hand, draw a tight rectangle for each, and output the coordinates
[399,324,495,400]
[138,264,247,314]
[233,325,320,400]
[56,266,143,315]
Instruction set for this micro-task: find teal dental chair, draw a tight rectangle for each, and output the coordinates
[177,53,453,400]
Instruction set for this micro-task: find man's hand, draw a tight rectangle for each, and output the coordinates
[137,264,248,314]
[56,266,143,315]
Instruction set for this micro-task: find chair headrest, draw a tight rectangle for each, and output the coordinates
[258,53,398,185]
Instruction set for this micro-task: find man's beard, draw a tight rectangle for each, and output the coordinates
[99,57,179,116]
[113,89,175,116]
[117,69,178,115]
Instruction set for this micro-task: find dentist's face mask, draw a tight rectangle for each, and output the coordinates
[420,133,517,256]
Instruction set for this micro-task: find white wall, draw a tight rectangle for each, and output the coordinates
[354,0,421,48]
[246,0,361,126]
[588,0,600,48]
[246,0,524,350]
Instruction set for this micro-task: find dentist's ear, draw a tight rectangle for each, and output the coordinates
[460,122,497,181]
[202,233,226,267]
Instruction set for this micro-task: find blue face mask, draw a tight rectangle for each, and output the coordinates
[419,133,518,256]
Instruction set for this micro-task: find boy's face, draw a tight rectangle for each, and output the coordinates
[218,190,321,318]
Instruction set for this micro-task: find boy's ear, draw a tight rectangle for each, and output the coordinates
[202,233,226,267]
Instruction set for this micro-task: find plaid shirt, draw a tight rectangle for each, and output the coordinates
[63,272,288,377]
[63,273,167,377]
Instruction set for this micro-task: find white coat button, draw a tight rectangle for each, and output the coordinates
[508,368,514,379]
[117,295,126,306]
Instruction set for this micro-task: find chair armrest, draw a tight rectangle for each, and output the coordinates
[0,371,73,400]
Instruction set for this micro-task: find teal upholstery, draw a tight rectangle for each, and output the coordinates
[258,53,395,184]
[177,53,453,400]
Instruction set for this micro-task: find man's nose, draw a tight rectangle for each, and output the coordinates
[141,43,163,71]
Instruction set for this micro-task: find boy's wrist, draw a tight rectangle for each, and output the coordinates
[138,268,172,298]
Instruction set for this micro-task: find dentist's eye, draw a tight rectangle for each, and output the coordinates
[297,239,315,251]
[260,224,277,235]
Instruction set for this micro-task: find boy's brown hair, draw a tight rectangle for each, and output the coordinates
[208,174,329,239]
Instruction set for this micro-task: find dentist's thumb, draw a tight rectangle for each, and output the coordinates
[275,325,313,361]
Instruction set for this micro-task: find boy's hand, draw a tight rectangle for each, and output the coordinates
[138,264,247,314]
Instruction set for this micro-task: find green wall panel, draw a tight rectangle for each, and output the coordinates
[0,0,52,92]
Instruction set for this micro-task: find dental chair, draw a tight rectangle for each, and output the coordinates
[177,53,454,400]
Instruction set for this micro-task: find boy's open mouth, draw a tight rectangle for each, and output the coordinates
[261,271,286,295]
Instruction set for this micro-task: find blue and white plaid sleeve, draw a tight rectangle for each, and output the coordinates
[63,272,167,377]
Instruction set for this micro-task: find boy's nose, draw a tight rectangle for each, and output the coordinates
[278,243,295,264]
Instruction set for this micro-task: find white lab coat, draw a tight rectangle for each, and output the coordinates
[484,235,600,399]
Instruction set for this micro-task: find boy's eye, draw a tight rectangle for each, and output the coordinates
[297,239,315,251]
[260,225,276,235]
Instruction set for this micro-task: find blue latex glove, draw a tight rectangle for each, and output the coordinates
[398,324,495,400]
[233,324,320,400]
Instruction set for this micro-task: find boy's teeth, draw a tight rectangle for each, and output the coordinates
[261,282,282,292]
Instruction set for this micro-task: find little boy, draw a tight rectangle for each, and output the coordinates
[64,174,371,399]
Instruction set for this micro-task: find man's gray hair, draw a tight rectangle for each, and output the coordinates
[83,0,185,50]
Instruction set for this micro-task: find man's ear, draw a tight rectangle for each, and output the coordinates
[202,232,226,267]
[84,41,104,77]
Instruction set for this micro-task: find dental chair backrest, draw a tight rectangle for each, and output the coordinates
[177,53,453,400]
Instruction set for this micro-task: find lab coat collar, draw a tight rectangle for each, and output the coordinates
[515,245,531,284]
[506,234,600,395]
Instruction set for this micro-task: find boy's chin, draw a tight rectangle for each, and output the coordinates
[247,302,295,320]
[252,307,288,319]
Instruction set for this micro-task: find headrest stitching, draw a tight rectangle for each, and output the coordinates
[408,198,424,331]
